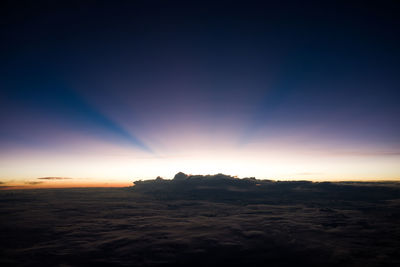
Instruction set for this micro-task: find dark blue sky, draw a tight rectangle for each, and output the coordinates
[1,1,399,182]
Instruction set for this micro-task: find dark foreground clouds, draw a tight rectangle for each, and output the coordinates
[1,175,400,266]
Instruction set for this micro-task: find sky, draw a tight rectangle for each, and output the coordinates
[1,1,400,187]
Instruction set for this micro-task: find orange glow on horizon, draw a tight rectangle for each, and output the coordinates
[1,130,400,187]
[0,181,133,190]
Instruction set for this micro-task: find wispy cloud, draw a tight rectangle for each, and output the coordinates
[37,177,73,180]
[25,181,44,185]
[329,151,400,157]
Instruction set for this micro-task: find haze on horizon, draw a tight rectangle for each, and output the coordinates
[1,1,400,188]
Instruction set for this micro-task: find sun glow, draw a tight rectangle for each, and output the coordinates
[1,138,399,188]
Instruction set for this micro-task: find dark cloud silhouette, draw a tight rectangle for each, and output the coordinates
[173,172,188,181]
[37,177,73,180]
[133,173,400,204]
[25,181,44,185]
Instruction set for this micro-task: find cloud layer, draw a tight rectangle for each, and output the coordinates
[1,178,400,266]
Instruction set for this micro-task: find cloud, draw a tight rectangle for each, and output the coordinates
[37,177,73,180]
[25,181,44,185]
[1,182,400,266]
[330,150,400,157]
[133,173,400,203]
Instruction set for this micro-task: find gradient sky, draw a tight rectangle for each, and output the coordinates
[1,1,400,187]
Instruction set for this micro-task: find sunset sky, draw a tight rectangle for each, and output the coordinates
[1,1,399,187]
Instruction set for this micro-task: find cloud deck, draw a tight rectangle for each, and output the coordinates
[1,175,400,266]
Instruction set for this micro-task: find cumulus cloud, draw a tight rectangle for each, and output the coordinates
[133,173,400,204]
